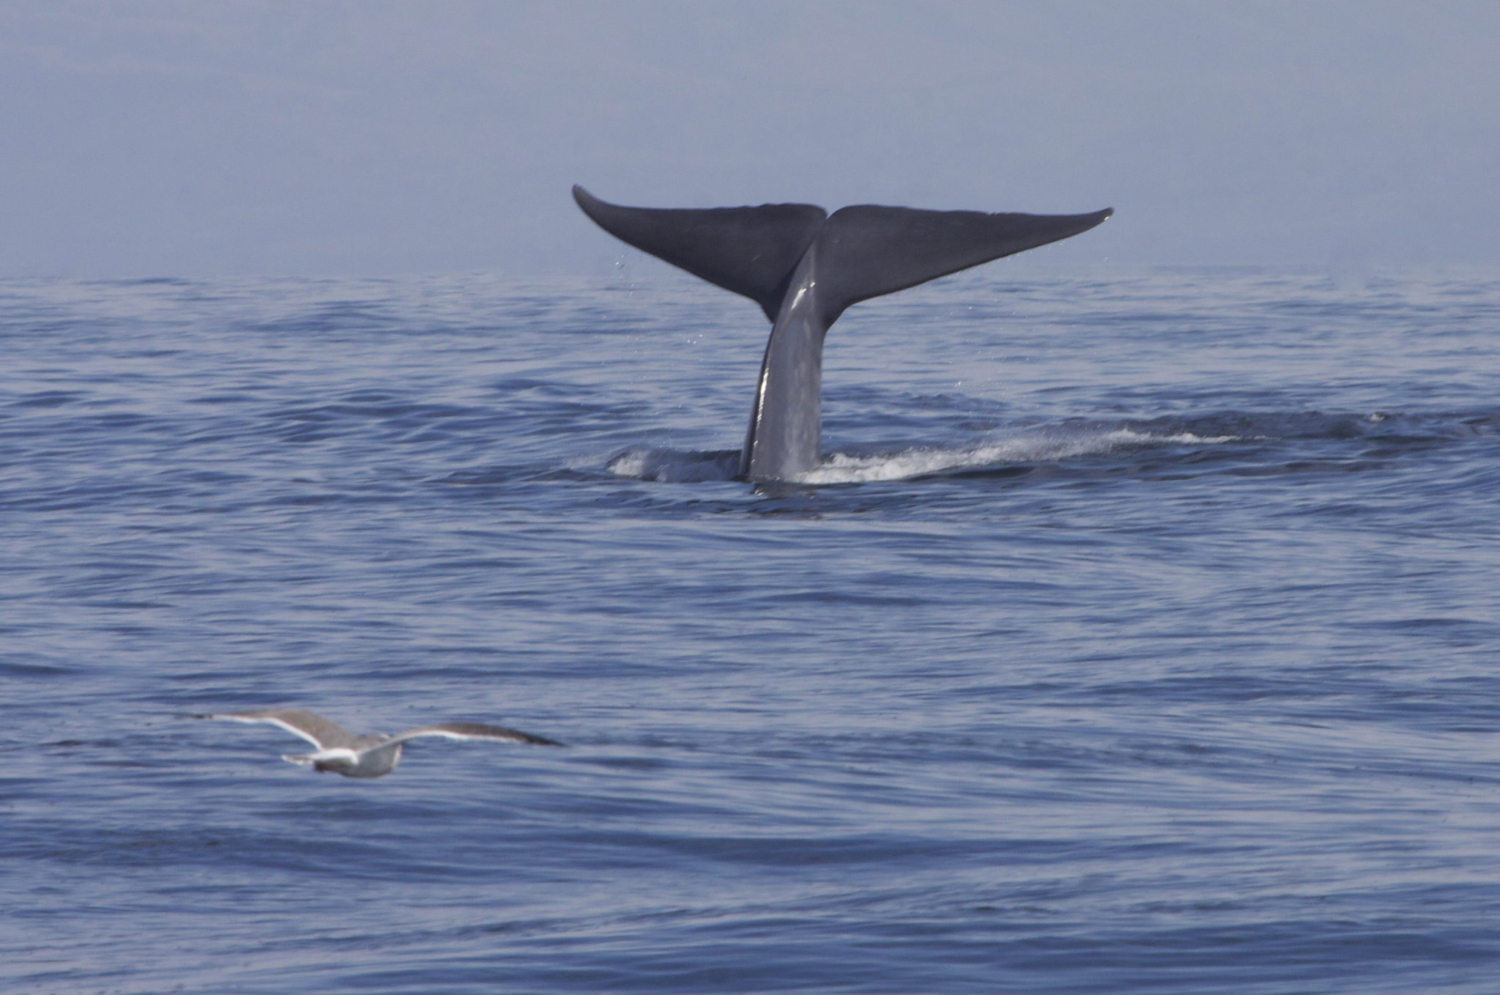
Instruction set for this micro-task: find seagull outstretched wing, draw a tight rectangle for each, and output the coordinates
[386,722,563,747]
[200,709,360,750]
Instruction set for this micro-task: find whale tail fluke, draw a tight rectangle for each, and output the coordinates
[573,186,1111,325]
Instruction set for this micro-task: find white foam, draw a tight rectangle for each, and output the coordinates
[605,450,648,478]
[798,429,1238,484]
[605,448,740,483]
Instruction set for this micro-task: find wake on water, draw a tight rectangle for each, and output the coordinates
[604,409,1496,485]
[605,420,1240,485]
[606,426,1236,485]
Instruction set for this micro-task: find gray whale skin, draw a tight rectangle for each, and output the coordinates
[573,185,1111,482]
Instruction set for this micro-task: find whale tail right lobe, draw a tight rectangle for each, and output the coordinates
[810,204,1113,325]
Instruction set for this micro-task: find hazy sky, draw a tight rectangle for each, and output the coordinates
[2,1,1496,277]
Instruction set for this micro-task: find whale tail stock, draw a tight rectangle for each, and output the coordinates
[572,185,1112,480]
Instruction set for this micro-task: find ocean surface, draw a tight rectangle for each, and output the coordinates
[4,265,1500,993]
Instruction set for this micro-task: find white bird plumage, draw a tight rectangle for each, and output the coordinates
[199,708,563,778]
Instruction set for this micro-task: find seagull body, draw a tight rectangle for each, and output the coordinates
[200,708,562,778]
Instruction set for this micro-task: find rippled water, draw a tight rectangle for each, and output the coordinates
[4,267,1500,993]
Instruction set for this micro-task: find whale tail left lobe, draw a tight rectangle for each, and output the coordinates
[573,186,826,322]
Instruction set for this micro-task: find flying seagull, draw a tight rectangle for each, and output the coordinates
[198,708,563,778]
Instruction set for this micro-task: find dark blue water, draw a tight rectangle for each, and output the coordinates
[4,267,1500,993]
